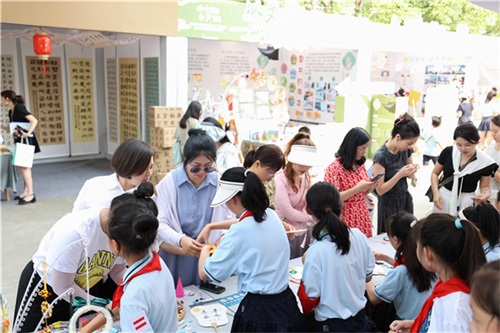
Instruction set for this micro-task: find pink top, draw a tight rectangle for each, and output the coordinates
[274,170,314,230]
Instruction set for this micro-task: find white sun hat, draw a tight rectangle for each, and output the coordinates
[210,180,244,207]
[287,145,319,167]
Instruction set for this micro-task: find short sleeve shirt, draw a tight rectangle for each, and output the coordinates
[373,144,413,196]
[9,104,31,123]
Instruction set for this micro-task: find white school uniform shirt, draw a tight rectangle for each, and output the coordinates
[302,228,375,321]
[203,208,290,294]
[427,292,472,332]
[73,173,133,213]
[120,252,177,333]
[32,210,126,289]
[374,265,434,320]
[484,241,500,262]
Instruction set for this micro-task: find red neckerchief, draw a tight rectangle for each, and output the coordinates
[393,254,405,268]
[239,210,253,221]
[410,276,470,333]
[112,252,162,309]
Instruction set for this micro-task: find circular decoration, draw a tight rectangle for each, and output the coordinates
[281,63,288,74]
[290,54,297,65]
[267,75,278,91]
[288,96,295,107]
[280,76,288,87]
[290,68,297,80]
[69,304,113,333]
[289,82,297,93]
[257,70,268,88]
[177,300,185,321]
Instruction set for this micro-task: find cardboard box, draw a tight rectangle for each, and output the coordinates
[149,171,167,188]
[154,147,174,173]
[149,106,183,128]
[150,126,177,148]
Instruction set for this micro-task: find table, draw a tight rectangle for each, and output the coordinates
[1,151,19,201]
[176,234,395,332]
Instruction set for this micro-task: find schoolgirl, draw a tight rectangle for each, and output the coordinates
[389,213,486,333]
[469,260,500,333]
[299,182,376,332]
[366,213,436,324]
[199,167,307,332]
[460,202,500,262]
[373,113,420,233]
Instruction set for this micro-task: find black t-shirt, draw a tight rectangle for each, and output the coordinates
[438,146,498,192]
[9,104,32,123]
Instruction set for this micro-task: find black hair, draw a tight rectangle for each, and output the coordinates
[243,144,285,173]
[462,202,500,250]
[453,122,480,143]
[470,260,500,321]
[1,90,25,105]
[431,116,442,127]
[297,126,311,135]
[202,117,230,144]
[220,167,269,222]
[307,182,350,255]
[486,90,497,104]
[386,213,436,292]
[180,101,202,129]
[335,127,371,171]
[491,115,500,128]
[110,138,154,179]
[415,213,486,283]
[107,182,159,255]
[391,113,420,139]
[183,128,217,167]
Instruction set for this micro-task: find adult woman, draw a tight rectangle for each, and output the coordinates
[486,115,500,203]
[155,129,234,286]
[1,90,40,204]
[275,133,317,258]
[178,101,202,152]
[431,122,498,216]
[73,138,154,213]
[324,127,378,238]
[373,113,420,234]
[13,183,156,332]
[201,117,241,175]
[478,89,498,149]
[456,93,473,124]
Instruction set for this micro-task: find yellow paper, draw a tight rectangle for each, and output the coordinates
[408,90,422,108]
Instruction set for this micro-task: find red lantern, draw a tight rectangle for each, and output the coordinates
[33,33,51,75]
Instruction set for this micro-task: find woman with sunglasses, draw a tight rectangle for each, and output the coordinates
[155,128,234,286]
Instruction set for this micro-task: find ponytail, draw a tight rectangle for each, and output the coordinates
[1,90,24,105]
[462,202,500,250]
[241,171,269,222]
[306,182,350,255]
[391,113,419,139]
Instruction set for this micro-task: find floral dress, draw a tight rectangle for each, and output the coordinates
[324,158,372,238]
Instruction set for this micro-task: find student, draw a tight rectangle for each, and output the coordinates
[298,126,311,135]
[373,113,420,233]
[366,213,436,324]
[299,182,376,332]
[389,213,486,333]
[178,101,202,152]
[460,202,500,262]
[420,116,443,166]
[486,115,500,203]
[198,167,307,332]
[469,260,500,333]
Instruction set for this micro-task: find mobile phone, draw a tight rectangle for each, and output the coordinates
[199,282,226,294]
[371,173,385,181]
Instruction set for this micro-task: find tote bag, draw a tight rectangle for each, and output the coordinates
[172,126,183,166]
[12,138,35,168]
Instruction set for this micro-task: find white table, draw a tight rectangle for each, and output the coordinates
[176,234,395,332]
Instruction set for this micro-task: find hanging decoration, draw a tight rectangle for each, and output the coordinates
[33,33,51,75]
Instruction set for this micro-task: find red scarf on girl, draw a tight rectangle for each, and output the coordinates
[410,276,469,333]
[393,254,405,268]
[112,252,162,309]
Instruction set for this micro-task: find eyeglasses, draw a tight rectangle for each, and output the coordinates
[189,165,216,174]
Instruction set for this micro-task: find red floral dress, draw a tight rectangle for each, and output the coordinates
[324,158,372,237]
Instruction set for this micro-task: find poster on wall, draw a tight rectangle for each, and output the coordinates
[118,58,139,142]
[69,58,95,143]
[1,55,15,146]
[26,56,65,145]
[106,58,118,143]
[144,57,160,144]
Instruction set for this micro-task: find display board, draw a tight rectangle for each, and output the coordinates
[0,38,19,147]
[118,58,139,142]
[106,56,119,145]
[69,58,95,143]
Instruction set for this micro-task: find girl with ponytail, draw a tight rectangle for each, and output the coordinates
[199,167,307,332]
[299,182,376,332]
[389,213,486,333]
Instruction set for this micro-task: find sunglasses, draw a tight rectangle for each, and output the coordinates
[189,165,216,174]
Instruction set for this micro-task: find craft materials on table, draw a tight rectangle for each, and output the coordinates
[177,300,185,321]
[289,266,303,281]
[285,228,308,234]
[373,264,388,276]
[190,304,228,330]
[216,293,246,308]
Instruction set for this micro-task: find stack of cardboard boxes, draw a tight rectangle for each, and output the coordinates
[148,106,183,186]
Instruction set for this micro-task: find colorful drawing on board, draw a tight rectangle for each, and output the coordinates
[288,96,295,107]
[267,75,278,91]
[258,54,269,69]
[290,68,297,80]
[281,63,288,74]
[289,82,297,93]
[290,54,297,65]
[193,73,203,82]
[280,76,288,87]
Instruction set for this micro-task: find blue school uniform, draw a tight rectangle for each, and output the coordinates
[374,265,434,320]
[204,208,306,332]
[302,228,376,332]
[120,252,177,333]
[484,241,500,262]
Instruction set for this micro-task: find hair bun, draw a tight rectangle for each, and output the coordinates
[188,128,207,137]
[134,182,154,199]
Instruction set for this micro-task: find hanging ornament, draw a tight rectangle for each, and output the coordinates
[38,262,52,332]
[33,32,52,75]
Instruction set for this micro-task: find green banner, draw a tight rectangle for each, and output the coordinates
[367,94,397,159]
[144,57,160,144]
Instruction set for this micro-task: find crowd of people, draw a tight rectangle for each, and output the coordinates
[7,93,500,332]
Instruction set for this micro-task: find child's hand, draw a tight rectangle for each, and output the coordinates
[196,225,212,245]
[180,236,203,257]
[389,320,413,333]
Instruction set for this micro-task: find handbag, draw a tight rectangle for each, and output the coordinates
[172,126,183,166]
[11,138,35,168]
[425,174,454,202]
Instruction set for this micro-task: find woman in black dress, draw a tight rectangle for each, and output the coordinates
[1,90,40,204]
